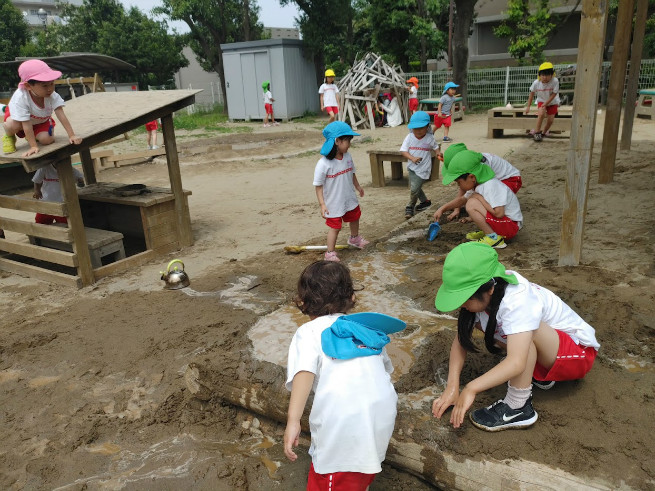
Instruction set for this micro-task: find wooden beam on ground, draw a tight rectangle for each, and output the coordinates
[79,147,97,185]
[57,157,95,286]
[161,114,193,248]
[620,0,649,151]
[559,0,609,267]
[598,0,635,183]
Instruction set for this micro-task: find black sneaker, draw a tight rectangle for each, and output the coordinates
[405,206,414,219]
[469,397,538,432]
[533,132,543,142]
[532,378,555,390]
[415,199,432,211]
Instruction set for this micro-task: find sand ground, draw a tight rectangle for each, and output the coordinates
[0,111,654,490]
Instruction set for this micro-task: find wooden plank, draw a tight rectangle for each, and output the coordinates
[620,0,648,150]
[0,257,82,288]
[148,219,177,240]
[559,0,609,266]
[0,195,66,215]
[0,238,77,266]
[369,153,384,188]
[79,147,97,185]
[57,158,95,285]
[598,0,634,183]
[149,232,177,251]
[161,113,193,247]
[144,209,176,227]
[0,217,72,241]
[106,147,166,165]
[92,249,156,280]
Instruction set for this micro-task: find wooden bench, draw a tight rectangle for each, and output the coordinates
[487,106,573,138]
[105,147,166,168]
[636,88,655,119]
[367,150,439,188]
[29,224,125,268]
[419,97,464,121]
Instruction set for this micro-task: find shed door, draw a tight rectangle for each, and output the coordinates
[224,53,245,119]
[240,51,270,120]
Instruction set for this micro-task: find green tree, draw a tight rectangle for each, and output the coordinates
[0,0,29,90]
[493,0,581,65]
[154,0,264,114]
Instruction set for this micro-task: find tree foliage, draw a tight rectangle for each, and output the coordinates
[154,0,264,113]
[0,0,29,89]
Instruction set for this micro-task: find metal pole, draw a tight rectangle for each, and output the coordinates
[429,71,433,99]
[504,66,510,105]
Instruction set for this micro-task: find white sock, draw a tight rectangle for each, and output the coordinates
[503,382,532,409]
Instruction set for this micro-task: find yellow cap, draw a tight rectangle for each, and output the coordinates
[538,62,554,72]
[325,69,336,77]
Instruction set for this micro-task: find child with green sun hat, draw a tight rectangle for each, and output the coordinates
[434,149,523,249]
[431,242,600,432]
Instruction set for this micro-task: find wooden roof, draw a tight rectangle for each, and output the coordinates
[0,90,201,172]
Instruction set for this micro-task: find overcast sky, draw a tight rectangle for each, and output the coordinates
[117,0,300,33]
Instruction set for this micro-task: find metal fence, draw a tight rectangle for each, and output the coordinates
[407,59,655,108]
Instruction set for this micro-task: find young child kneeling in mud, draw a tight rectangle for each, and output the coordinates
[284,260,405,489]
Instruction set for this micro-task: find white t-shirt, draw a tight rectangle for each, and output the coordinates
[476,271,600,349]
[286,314,397,474]
[481,153,521,181]
[313,152,359,218]
[465,178,523,228]
[263,90,273,104]
[319,83,339,107]
[8,89,65,125]
[32,163,84,203]
[408,86,418,99]
[400,132,439,180]
[529,77,560,106]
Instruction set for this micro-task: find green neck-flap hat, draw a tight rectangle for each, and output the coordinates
[435,242,518,312]
[262,80,270,92]
[442,149,494,185]
[443,143,467,171]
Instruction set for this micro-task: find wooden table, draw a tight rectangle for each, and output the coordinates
[487,106,573,138]
[419,97,464,121]
[367,150,439,188]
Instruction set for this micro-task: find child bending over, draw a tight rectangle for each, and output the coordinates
[432,242,599,431]
[284,260,405,488]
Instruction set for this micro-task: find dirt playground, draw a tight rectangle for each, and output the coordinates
[0,112,653,490]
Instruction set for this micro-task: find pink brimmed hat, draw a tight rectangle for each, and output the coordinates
[18,60,62,89]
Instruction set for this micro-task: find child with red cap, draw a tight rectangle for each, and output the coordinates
[2,59,82,157]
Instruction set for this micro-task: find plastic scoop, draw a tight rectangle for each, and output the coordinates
[427,222,441,241]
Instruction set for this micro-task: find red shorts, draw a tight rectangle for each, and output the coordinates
[409,98,419,111]
[144,120,159,131]
[501,176,522,194]
[35,213,67,225]
[264,103,273,115]
[433,114,452,128]
[324,106,339,115]
[326,205,361,230]
[537,102,558,115]
[485,212,519,239]
[533,329,597,381]
[4,106,54,138]
[308,463,376,491]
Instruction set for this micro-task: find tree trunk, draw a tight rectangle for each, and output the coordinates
[243,0,251,41]
[453,0,477,107]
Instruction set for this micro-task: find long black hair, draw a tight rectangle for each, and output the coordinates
[457,277,509,354]
[326,135,352,160]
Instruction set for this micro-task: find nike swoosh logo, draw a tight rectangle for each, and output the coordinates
[502,413,523,422]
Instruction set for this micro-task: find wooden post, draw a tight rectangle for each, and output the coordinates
[559,0,609,267]
[161,113,193,247]
[620,0,648,151]
[78,147,97,185]
[57,157,94,285]
[598,0,635,183]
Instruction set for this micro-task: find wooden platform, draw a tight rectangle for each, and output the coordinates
[636,88,655,119]
[487,106,573,138]
[367,150,439,188]
[419,97,464,121]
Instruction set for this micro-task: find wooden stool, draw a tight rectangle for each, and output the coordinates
[367,150,439,188]
[29,225,125,268]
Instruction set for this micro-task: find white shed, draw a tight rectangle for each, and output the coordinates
[220,39,319,121]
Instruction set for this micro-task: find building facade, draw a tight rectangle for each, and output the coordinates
[11,0,83,28]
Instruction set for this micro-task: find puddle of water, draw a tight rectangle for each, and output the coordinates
[180,275,279,314]
[87,372,164,420]
[248,250,455,381]
[609,354,654,373]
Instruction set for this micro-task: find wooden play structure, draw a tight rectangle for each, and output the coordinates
[635,88,655,118]
[367,150,439,188]
[337,53,409,130]
[0,90,199,287]
[487,106,572,138]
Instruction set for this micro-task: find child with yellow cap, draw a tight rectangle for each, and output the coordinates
[435,149,523,249]
[431,242,599,431]
[319,69,340,123]
[525,62,560,141]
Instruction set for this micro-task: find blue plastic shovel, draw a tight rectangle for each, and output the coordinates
[427,222,441,241]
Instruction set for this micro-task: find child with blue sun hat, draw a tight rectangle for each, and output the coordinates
[313,121,368,262]
[435,81,459,142]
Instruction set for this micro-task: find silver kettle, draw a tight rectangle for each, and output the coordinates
[160,259,190,289]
